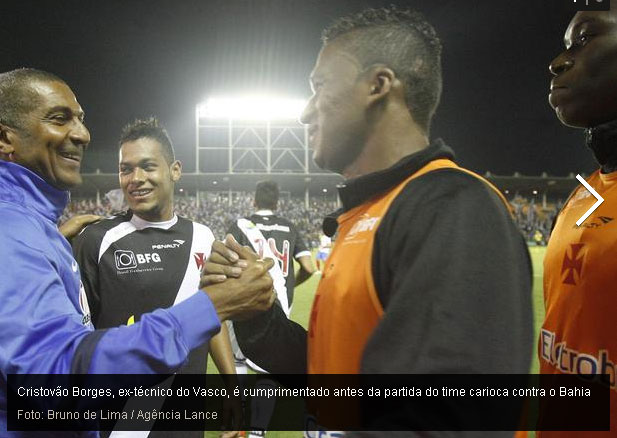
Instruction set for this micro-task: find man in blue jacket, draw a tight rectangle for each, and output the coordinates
[0,68,275,437]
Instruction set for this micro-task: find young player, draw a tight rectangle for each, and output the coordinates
[538,8,617,437]
[226,181,316,438]
[314,233,332,272]
[204,6,533,436]
[72,118,239,438]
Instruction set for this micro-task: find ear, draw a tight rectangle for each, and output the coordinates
[0,123,17,159]
[170,160,182,182]
[365,66,396,105]
[0,123,15,155]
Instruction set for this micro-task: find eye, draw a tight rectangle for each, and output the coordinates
[120,167,132,175]
[50,114,70,124]
[574,33,592,47]
[312,81,324,93]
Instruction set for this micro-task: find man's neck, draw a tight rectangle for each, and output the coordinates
[586,119,617,174]
[342,115,429,179]
[131,212,177,230]
[133,201,175,224]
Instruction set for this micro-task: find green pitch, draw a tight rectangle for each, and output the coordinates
[207,247,547,438]
[529,245,546,375]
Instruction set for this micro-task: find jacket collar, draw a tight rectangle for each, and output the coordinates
[337,138,455,211]
[586,119,617,174]
[0,161,69,223]
[322,139,455,236]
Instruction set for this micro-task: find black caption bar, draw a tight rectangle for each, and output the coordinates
[6,374,610,432]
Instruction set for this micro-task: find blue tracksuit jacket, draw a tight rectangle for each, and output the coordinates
[0,161,221,437]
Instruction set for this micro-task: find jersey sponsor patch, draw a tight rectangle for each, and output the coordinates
[344,214,381,242]
[541,328,617,390]
[573,215,614,229]
[114,249,162,273]
[151,239,186,250]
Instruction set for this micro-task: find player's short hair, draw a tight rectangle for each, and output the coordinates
[255,180,279,211]
[0,68,66,131]
[322,5,442,132]
[119,117,176,164]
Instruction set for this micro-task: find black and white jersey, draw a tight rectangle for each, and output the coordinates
[228,210,310,306]
[225,210,309,374]
[72,211,215,375]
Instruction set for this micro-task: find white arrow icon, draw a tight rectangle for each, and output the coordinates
[575,174,604,226]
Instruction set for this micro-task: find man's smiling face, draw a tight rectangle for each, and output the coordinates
[8,80,90,189]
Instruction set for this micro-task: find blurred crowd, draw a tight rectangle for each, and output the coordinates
[60,192,562,247]
[61,192,339,248]
[510,195,563,245]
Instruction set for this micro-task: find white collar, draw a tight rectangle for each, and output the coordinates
[130,213,178,230]
[255,209,274,216]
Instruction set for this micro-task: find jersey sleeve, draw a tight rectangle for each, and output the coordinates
[366,170,533,374]
[233,304,307,374]
[72,224,102,323]
[0,213,221,377]
[82,292,220,374]
[227,219,250,247]
[292,224,311,259]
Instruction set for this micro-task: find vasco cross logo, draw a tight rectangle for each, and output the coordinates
[561,243,585,286]
[194,252,206,270]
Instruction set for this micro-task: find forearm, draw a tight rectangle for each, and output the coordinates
[295,267,312,286]
[295,255,316,287]
[86,292,221,374]
[209,323,236,374]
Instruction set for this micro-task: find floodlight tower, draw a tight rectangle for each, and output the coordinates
[195,95,309,174]
[195,95,317,207]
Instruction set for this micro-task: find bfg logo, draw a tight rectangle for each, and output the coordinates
[115,250,137,270]
[114,249,161,270]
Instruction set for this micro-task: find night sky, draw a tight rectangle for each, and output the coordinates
[0,0,599,177]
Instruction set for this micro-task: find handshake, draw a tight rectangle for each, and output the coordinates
[199,234,277,321]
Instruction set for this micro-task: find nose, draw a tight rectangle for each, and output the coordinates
[549,51,574,76]
[300,95,316,125]
[70,120,91,147]
[130,167,146,184]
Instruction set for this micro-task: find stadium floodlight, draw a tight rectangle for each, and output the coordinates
[197,95,307,121]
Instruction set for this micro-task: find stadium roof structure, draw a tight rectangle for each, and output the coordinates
[486,173,579,200]
[72,171,343,198]
[72,171,579,200]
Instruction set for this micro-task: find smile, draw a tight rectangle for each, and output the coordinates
[308,126,318,144]
[129,189,153,198]
[58,152,81,164]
